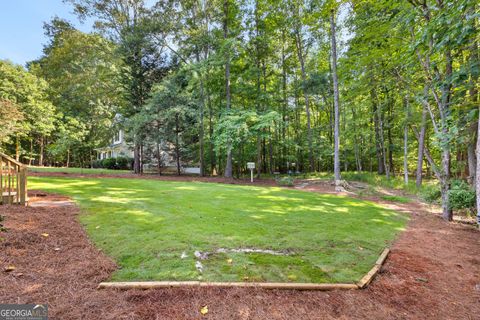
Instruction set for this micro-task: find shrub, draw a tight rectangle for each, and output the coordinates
[276,176,294,187]
[420,185,441,204]
[115,157,132,170]
[102,158,117,169]
[92,160,103,168]
[448,180,475,211]
[91,157,132,170]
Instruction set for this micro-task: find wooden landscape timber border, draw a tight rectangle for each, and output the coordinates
[98,248,390,291]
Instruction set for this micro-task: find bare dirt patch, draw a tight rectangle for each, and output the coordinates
[1,186,479,319]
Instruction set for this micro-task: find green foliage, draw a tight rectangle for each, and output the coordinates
[418,179,476,211]
[102,158,118,170]
[0,60,55,145]
[31,20,126,165]
[420,186,442,204]
[115,157,132,170]
[448,180,476,211]
[214,110,280,154]
[380,195,411,204]
[0,99,24,145]
[276,176,294,187]
[29,166,130,174]
[92,157,133,170]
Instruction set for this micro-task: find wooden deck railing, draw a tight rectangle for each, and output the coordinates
[0,152,27,205]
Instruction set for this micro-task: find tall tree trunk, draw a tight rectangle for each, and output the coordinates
[281,29,288,173]
[156,122,162,175]
[133,144,141,174]
[439,50,453,221]
[371,89,385,175]
[351,107,362,171]
[198,75,206,177]
[440,147,451,220]
[403,95,409,184]
[469,38,479,186]
[39,136,44,167]
[193,47,206,177]
[207,86,215,175]
[476,105,480,226]
[29,139,33,166]
[256,136,262,178]
[140,143,144,174]
[175,114,181,176]
[403,124,408,184]
[377,101,389,178]
[294,22,314,172]
[66,149,70,168]
[156,140,162,175]
[15,135,20,161]
[330,10,341,186]
[268,128,274,174]
[468,123,477,185]
[416,106,427,187]
[223,0,233,178]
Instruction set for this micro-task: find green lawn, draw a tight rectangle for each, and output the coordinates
[29,176,408,283]
[29,166,131,174]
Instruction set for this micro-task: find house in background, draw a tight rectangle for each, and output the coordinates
[96,129,132,160]
[95,129,199,174]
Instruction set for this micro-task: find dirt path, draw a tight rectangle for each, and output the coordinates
[1,183,479,319]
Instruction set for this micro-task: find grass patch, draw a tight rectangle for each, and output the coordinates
[29,166,131,174]
[29,176,408,283]
[380,195,411,203]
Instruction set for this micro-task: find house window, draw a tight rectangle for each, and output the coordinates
[113,130,122,144]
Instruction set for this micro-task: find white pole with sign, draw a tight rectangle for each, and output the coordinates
[247,162,255,182]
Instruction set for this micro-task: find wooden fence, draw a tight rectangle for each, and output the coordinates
[0,152,27,205]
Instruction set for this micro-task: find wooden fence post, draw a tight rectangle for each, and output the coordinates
[19,167,27,205]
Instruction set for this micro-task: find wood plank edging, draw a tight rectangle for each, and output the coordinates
[97,281,359,291]
[97,248,390,291]
[357,248,390,289]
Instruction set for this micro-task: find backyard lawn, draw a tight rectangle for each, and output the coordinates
[29,176,408,283]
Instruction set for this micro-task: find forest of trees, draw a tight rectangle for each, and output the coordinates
[0,0,478,222]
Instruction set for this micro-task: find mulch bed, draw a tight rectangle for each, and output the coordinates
[1,182,480,319]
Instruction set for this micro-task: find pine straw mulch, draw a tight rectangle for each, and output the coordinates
[1,188,480,319]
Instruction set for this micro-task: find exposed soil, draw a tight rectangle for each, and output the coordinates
[0,180,479,319]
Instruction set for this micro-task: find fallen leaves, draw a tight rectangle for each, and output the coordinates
[4,265,16,272]
[41,233,49,237]
[200,305,209,315]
